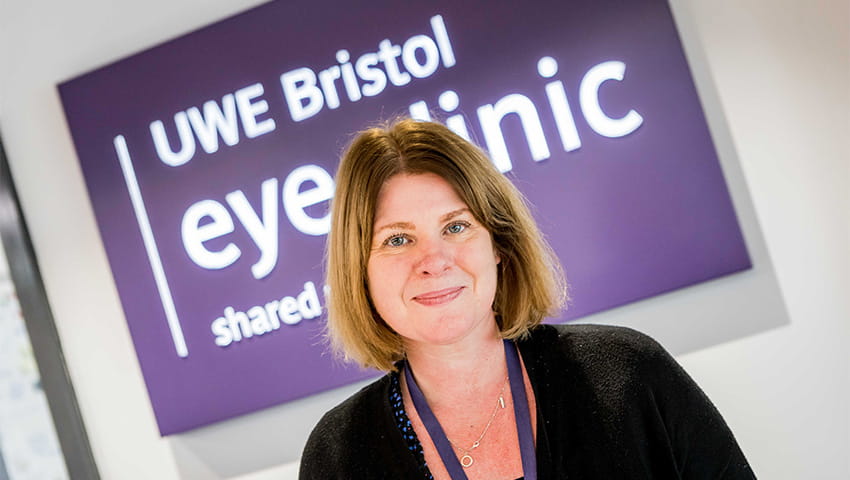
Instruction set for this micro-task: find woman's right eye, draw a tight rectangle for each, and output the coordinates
[384,234,410,247]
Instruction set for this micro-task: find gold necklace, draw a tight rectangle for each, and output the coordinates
[447,375,509,468]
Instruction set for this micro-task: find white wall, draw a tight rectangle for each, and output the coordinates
[0,0,847,479]
[670,1,850,479]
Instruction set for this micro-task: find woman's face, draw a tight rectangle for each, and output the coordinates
[367,172,501,349]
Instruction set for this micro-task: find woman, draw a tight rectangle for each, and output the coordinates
[299,119,754,479]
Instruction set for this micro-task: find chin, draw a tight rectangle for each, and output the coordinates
[413,316,483,345]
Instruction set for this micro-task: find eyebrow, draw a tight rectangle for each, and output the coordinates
[373,208,471,235]
[373,221,415,235]
[440,208,470,223]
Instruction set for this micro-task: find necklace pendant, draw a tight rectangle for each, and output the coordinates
[460,454,474,468]
[471,441,480,449]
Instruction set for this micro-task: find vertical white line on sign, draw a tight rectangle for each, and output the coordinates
[114,135,189,358]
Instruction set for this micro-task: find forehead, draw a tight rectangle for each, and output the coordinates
[372,173,468,223]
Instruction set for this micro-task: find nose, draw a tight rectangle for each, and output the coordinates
[414,236,452,276]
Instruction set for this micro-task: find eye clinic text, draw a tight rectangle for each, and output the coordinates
[108,12,650,355]
[115,11,646,340]
[171,55,643,281]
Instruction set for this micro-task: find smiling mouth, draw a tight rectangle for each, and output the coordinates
[412,287,464,306]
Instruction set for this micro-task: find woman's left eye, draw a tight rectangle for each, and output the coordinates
[445,222,469,235]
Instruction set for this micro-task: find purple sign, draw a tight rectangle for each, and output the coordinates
[58,0,750,434]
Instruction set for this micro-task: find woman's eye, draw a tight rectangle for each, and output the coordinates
[385,235,409,247]
[445,222,469,234]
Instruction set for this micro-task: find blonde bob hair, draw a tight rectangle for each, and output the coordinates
[326,118,566,371]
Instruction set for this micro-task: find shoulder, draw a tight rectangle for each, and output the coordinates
[303,373,391,450]
[522,324,755,477]
[520,323,680,400]
[521,323,701,418]
[523,323,668,366]
[299,374,395,477]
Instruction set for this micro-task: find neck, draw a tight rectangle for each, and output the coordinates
[404,320,507,407]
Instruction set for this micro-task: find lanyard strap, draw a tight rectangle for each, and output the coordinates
[505,339,537,480]
[404,340,537,480]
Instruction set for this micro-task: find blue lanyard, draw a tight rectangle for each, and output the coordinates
[404,340,537,480]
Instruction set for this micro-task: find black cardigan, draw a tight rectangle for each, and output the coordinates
[299,324,755,479]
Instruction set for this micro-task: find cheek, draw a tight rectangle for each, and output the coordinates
[367,260,412,336]
[367,257,404,309]
[462,244,500,293]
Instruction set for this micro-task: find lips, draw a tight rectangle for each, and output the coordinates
[412,287,464,306]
